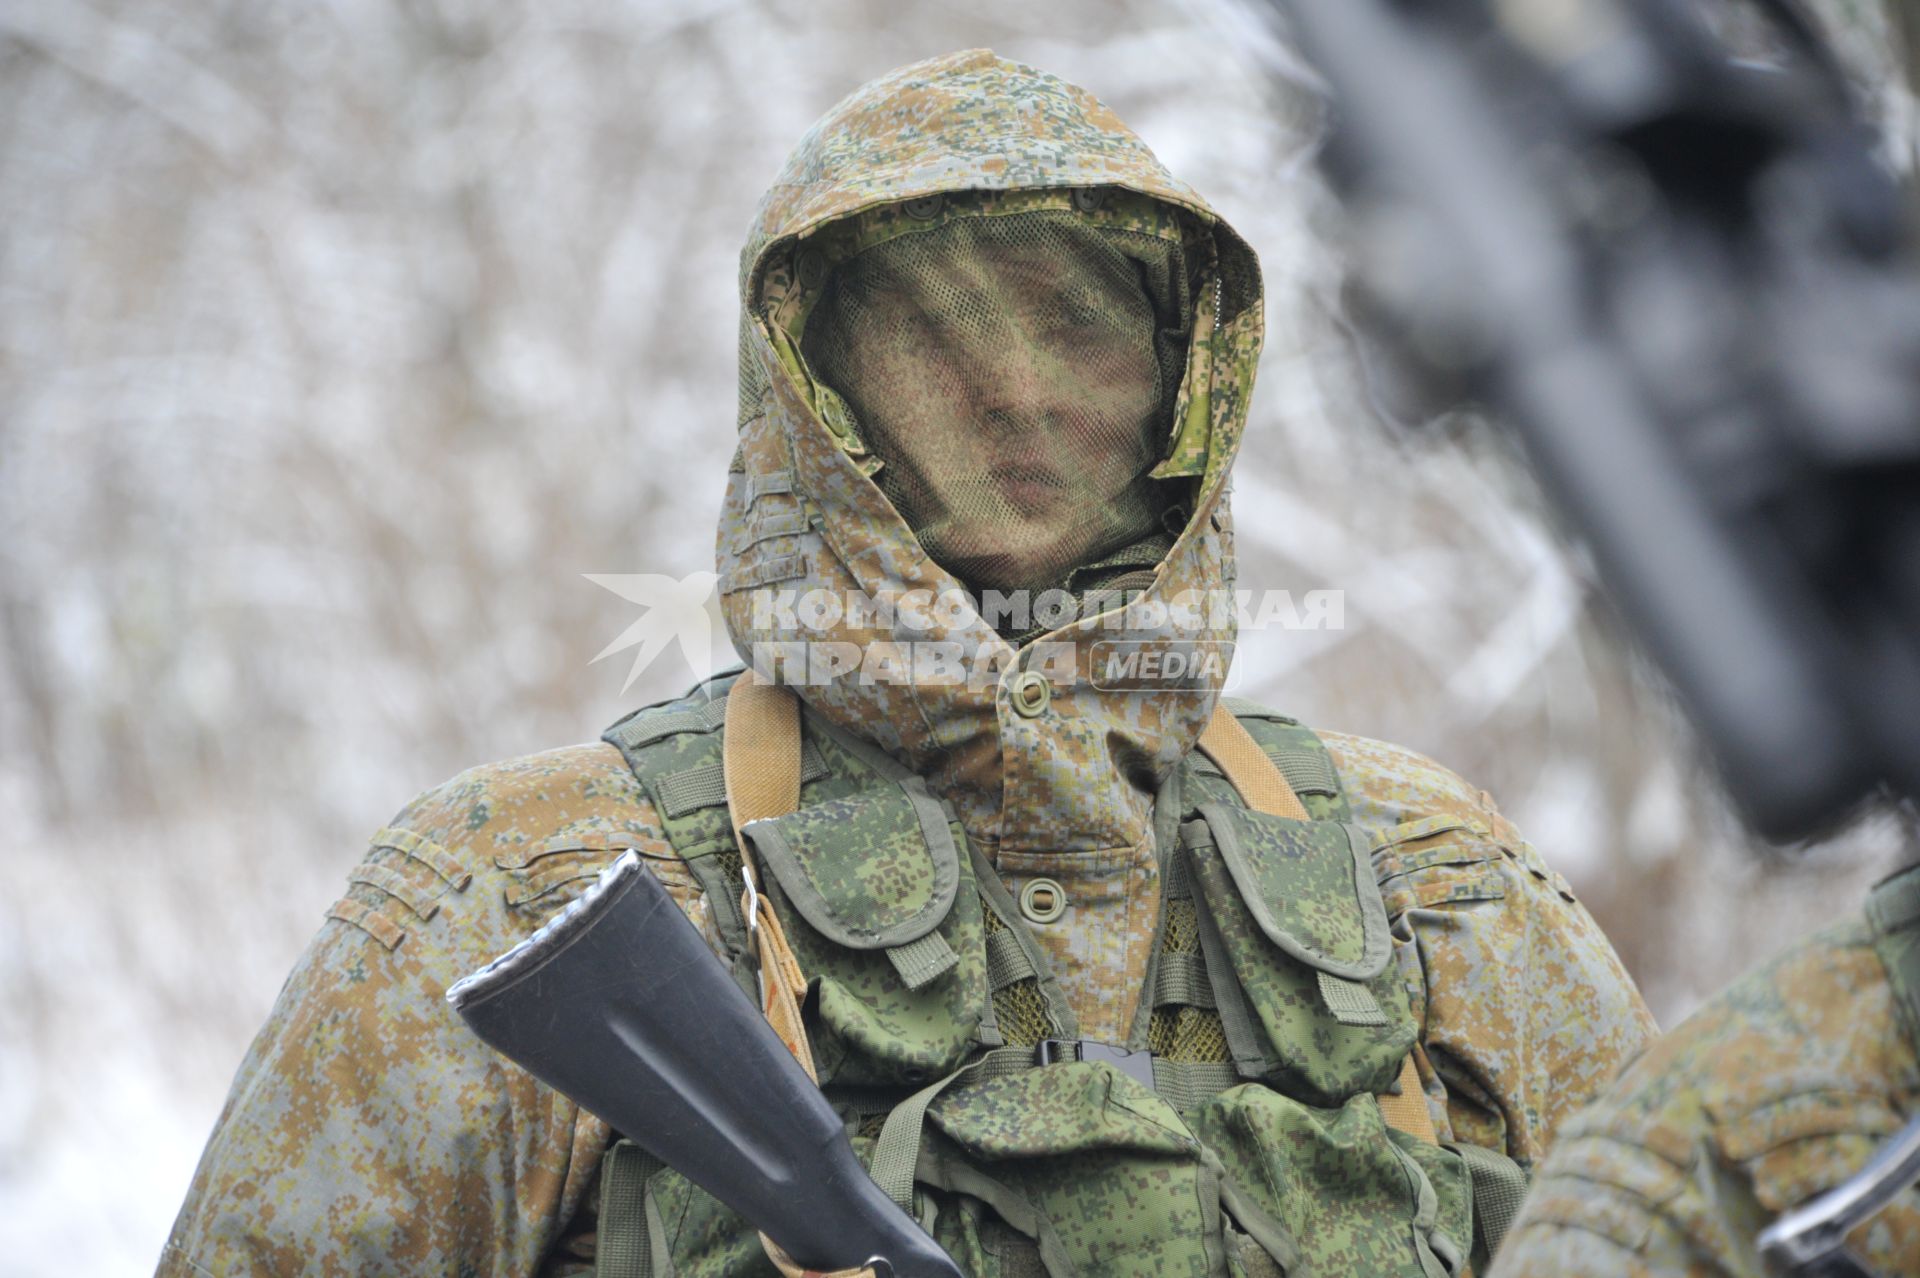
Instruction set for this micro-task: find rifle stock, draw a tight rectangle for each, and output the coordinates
[447,851,962,1278]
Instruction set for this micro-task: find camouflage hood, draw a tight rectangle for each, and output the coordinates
[718,49,1264,855]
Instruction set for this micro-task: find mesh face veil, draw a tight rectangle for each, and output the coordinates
[800,204,1197,610]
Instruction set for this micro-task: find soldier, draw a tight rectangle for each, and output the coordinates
[161,50,1656,1277]
[1489,861,1920,1277]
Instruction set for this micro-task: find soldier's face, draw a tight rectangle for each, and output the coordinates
[804,217,1168,597]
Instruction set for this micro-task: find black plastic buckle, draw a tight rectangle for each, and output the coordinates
[1034,1038,1157,1090]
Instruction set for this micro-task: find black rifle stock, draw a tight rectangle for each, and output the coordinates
[447,851,962,1278]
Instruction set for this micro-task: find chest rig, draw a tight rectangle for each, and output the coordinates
[594,672,1515,1278]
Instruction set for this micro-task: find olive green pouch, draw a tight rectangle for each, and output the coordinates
[1191,1084,1472,1278]
[744,776,995,1085]
[1184,803,1415,1104]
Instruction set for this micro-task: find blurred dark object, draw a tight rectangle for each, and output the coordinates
[1259,0,1920,844]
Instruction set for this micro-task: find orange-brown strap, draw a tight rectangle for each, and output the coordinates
[759,1236,879,1278]
[1377,1051,1440,1145]
[724,668,804,830]
[723,670,818,1082]
[1196,704,1309,820]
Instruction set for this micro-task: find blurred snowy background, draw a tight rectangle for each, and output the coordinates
[1,0,1915,1271]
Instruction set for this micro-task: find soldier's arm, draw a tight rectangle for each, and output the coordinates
[1489,915,1920,1278]
[158,743,695,1278]
[1325,731,1660,1166]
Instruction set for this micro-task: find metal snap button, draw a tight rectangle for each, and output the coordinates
[794,247,827,291]
[1008,671,1051,718]
[1071,186,1106,213]
[1020,878,1067,925]
[818,388,856,441]
[903,194,944,219]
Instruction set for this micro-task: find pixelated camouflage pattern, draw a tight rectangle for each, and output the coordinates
[1191,1086,1473,1276]
[1201,805,1393,975]
[155,714,1653,1276]
[698,718,1480,1274]
[766,832,995,1089]
[161,50,1654,1278]
[738,52,1212,279]
[1323,730,1660,1169]
[721,48,1261,1041]
[1185,808,1417,1108]
[760,184,1195,367]
[748,781,960,950]
[1489,908,1920,1278]
[159,743,671,1277]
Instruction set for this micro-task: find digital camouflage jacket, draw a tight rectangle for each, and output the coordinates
[1489,864,1920,1277]
[160,50,1656,1277]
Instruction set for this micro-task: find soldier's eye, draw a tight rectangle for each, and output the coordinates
[912,306,960,333]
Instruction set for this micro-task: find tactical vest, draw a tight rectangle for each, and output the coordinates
[591,672,1525,1278]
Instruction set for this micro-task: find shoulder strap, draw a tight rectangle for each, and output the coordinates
[722,669,803,832]
[600,675,873,1278]
[717,673,885,1278]
[1379,1054,1440,1146]
[1197,703,1438,1146]
[1197,706,1310,821]
[723,670,818,1082]
[595,1141,663,1278]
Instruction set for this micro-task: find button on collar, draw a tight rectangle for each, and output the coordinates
[1008,671,1051,718]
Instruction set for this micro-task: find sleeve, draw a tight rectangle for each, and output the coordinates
[158,745,693,1278]
[1490,918,1920,1278]
[1323,731,1660,1167]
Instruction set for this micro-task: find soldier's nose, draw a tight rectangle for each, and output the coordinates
[978,356,1051,433]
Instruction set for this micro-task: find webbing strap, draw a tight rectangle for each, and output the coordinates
[887,931,961,991]
[597,1141,661,1278]
[985,927,1035,990]
[723,671,817,1081]
[720,673,841,1272]
[870,1047,1036,1210]
[607,697,729,752]
[1318,970,1389,1027]
[1151,1059,1243,1112]
[759,1236,878,1278]
[1379,1053,1439,1146]
[723,670,803,832]
[1452,1141,1531,1259]
[659,741,827,820]
[1154,952,1215,1009]
[1197,705,1309,821]
[1265,744,1342,797]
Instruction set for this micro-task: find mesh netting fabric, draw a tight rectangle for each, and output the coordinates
[982,894,1061,1045]
[801,210,1195,601]
[1161,898,1202,955]
[1147,1005,1231,1063]
[711,846,745,897]
[995,979,1061,1048]
[1148,899,1230,1061]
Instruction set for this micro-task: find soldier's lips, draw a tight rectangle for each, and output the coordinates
[988,460,1067,513]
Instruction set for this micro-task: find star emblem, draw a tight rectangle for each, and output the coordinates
[584,571,722,693]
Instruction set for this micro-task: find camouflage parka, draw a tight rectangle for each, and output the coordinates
[160,50,1657,1278]
[1489,862,1920,1277]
